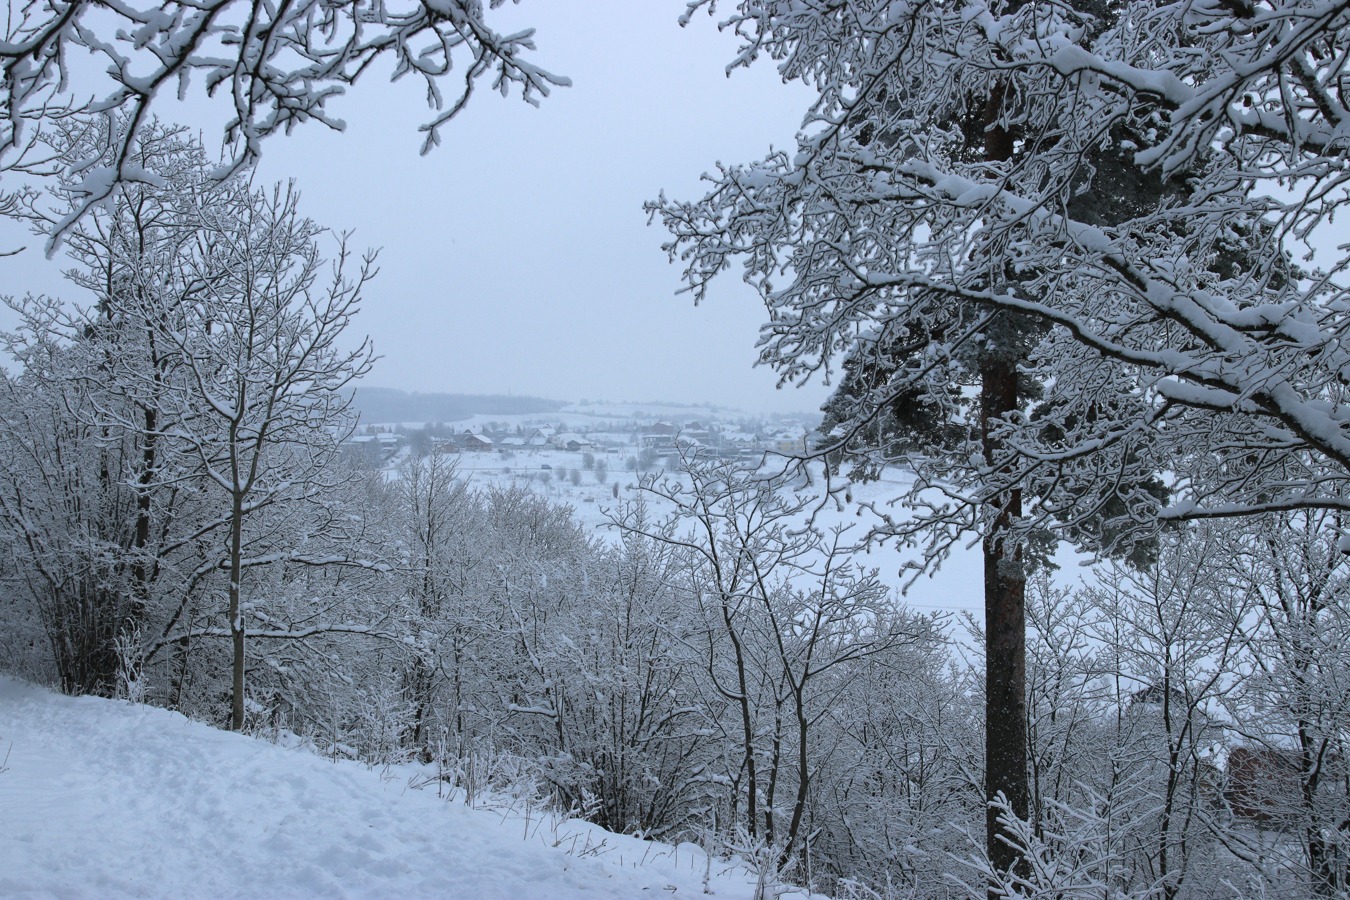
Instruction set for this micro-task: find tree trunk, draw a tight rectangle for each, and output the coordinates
[1300,721,1339,896]
[981,68,1031,894]
[229,491,245,731]
[982,353,1030,893]
[722,593,760,841]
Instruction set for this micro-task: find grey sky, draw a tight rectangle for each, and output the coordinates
[1,4,831,415]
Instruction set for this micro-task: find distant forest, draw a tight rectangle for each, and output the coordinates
[349,388,564,424]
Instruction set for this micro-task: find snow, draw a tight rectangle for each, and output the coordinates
[0,677,814,899]
[1044,44,1193,107]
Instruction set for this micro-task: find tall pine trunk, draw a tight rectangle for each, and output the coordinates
[981,77,1031,894]
[981,354,1030,891]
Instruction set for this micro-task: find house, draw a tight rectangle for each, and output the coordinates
[771,430,807,455]
[461,432,493,451]
[1225,747,1306,824]
[340,434,383,468]
[551,433,591,451]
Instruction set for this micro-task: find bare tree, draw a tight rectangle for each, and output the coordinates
[0,0,566,238]
[0,303,149,694]
[392,451,483,760]
[1224,512,1350,896]
[0,123,221,695]
[150,181,374,729]
[622,449,939,872]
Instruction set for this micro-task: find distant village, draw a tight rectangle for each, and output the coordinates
[340,408,819,471]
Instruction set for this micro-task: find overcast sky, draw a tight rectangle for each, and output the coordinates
[0,3,832,415]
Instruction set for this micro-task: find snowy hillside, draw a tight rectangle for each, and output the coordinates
[0,677,816,899]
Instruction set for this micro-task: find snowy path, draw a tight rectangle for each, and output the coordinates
[0,677,785,899]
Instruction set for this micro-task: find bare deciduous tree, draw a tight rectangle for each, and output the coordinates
[0,0,566,238]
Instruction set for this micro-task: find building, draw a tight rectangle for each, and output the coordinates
[461,432,493,451]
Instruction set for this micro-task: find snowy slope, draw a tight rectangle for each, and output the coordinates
[0,677,811,899]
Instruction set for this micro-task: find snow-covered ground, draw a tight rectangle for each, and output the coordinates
[0,677,820,899]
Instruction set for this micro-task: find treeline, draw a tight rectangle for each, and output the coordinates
[349,388,563,426]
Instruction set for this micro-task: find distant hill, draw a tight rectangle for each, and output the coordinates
[350,387,564,424]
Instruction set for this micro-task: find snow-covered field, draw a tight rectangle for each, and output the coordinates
[0,676,820,899]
